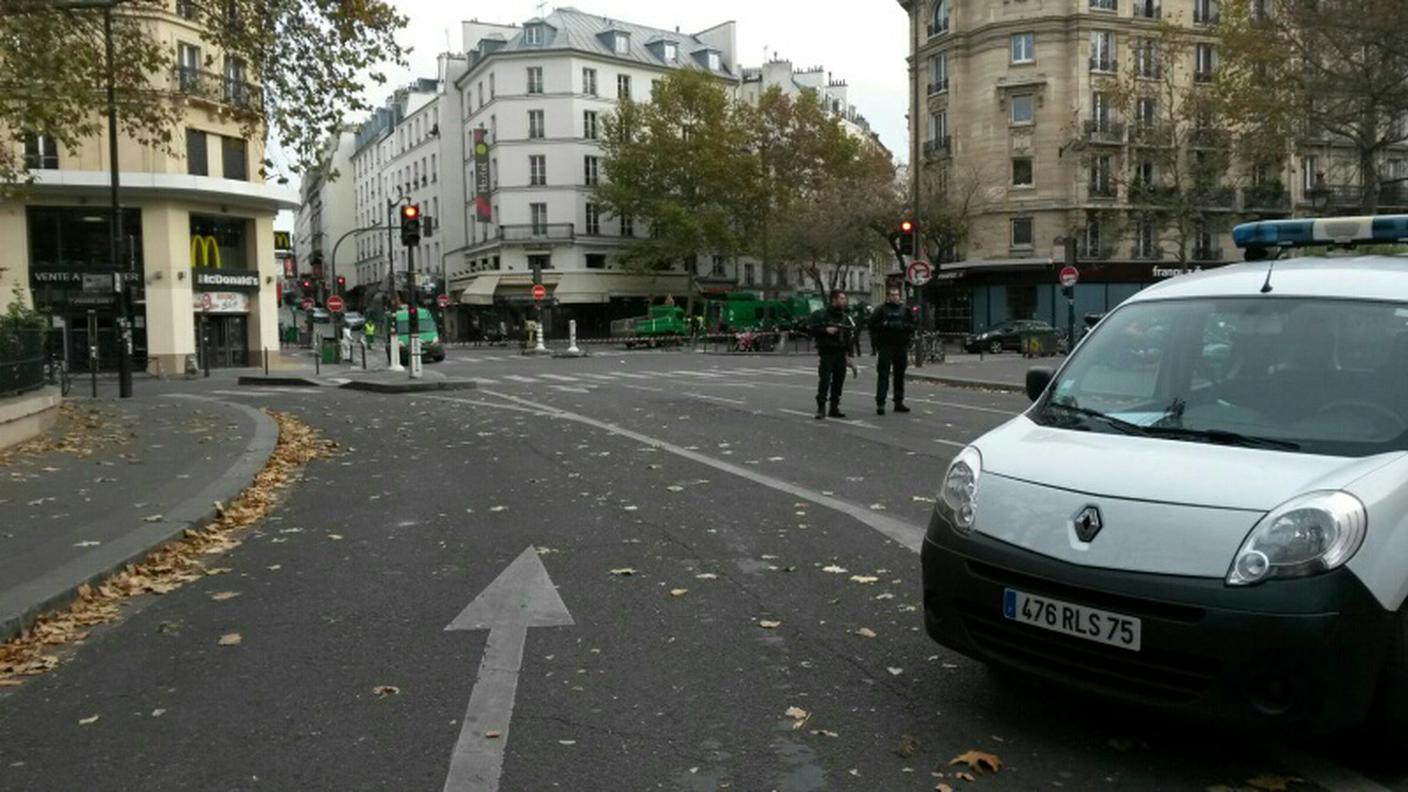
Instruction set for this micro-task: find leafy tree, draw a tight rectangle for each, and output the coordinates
[0,0,407,192]
[595,69,756,312]
[1218,0,1408,213]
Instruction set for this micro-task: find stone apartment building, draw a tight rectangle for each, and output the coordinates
[899,0,1408,334]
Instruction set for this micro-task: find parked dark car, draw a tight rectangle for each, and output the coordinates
[965,320,1060,354]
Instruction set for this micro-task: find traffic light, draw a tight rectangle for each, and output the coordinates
[301,278,312,292]
[336,275,347,291]
[400,204,421,247]
[897,220,916,256]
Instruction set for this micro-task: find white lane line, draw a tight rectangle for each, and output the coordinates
[623,384,666,394]
[761,381,1020,417]
[578,374,619,381]
[539,374,581,382]
[777,408,879,429]
[502,375,540,383]
[614,372,652,380]
[210,390,272,398]
[685,392,747,406]
[669,370,720,378]
[551,385,591,394]
[432,392,923,553]
[454,357,483,363]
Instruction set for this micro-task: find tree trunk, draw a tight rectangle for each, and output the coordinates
[1361,148,1380,214]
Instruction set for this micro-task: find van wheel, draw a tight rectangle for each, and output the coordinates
[1369,607,1408,734]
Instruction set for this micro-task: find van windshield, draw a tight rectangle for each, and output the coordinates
[1035,297,1408,457]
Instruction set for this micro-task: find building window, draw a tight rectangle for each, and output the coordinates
[617,74,631,100]
[1133,0,1160,19]
[1010,33,1035,64]
[613,33,629,54]
[1090,155,1113,196]
[1135,39,1159,79]
[583,110,599,140]
[583,68,597,95]
[1090,31,1115,71]
[186,128,207,176]
[177,43,201,90]
[477,82,484,109]
[529,155,546,186]
[1195,44,1217,81]
[584,155,600,186]
[585,203,601,235]
[928,52,948,94]
[1012,157,1034,187]
[489,73,496,99]
[1135,221,1157,258]
[221,135,247,181]
[586,253,607,270]
[530,204,548,234]
[1011,217,1034,248]
[176,0,198,19]
[1194,0,1218,24]
[1091,91,1111,127]
[431,154,437,182]
[743,263,755,285]
[23,133,58,170]
[525,24,543,45]
[527,67,543,94]
[620,215,634,237]
[931,110,949,141]
[1302,155,1320,192]
[1084,221,1103,255]
[528,109,545,139]
[708,52,721,71]
[1011,94,1034,125]
[528,254,552,272]
[1136,96,1158,128]
[1090,0,1116,10]
[711,256,727,278]
[663,42,677,61]
[490,115,497,142]
[931,0,951,35]
[1137,158,1157,186]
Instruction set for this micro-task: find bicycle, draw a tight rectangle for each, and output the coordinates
[45,354,71,397]
[912,331,946,366]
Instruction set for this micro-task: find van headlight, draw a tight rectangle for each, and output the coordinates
[1227,491,1366,586]
[938,447,983,535]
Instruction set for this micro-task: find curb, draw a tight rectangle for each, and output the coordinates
[340,379,480,394]
[907,371,1026,394]
[0,398,279,643]
[237,375,328,388]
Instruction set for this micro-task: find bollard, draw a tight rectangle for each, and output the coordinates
[409,336,423,379]
[315,343,320,375]
[361,342,367,371]
[534,322,548,353]
[263,347,269,376]
[389,331,405,372]
[567,320,580,355]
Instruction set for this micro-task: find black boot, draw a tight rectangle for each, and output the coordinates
[829,402,847,419]
[815,399,826,420]
[876,403,886,415]
[894,403,911,413]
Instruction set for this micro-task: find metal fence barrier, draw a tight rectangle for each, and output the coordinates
[0,327,47,398]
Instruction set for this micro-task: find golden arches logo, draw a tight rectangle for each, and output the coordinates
[190,235,223,269]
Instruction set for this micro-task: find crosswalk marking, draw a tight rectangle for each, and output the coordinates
[502,375,540,383]
[551,385,591,394]
[539,374,580,382]
[613,372,652,380]
[578,373,619,381]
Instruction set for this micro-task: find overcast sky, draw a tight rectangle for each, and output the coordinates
[275,1,911,231]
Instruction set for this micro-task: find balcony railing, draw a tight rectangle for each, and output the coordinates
[173,67,263,113]
[924,136,953,160]
[1131,246,1163,261]
[1129,181,1178,203]
[1090,58,1118,73]
[1193,246,1224,261]
[1084,120,1126,144]
[1194,9,1220,24]
[497,223,575,243]
[1242,185,1291,211]
[1194,186,1237,208]
[927,78,949,95]
[1079,245,1116,260]
[1088,183,1117,200]
[1132,0,1161,19]
[1090,0,1118,10]
[1131,123,1173,146]
[1193,70,1215,83]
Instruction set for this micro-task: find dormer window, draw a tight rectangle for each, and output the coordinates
[708,52,721,71]
[525,25,543,46]
[613,33,629,54]
[664,42,677,61]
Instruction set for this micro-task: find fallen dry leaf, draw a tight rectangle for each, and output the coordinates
[78,715,100,725]
[855,627,877,639]
[758,620,782,629]
[372,685,400,697]
[1247,775,1302,792]
[608,568,637,577]
[821,565,848,574]
[887,667,904,676]
[209,591,241,601]
[669,589,688,597]
[849,575,879,584]
[949,750,1001,774]
[143,515,164,523]
[784,706,810,729]
[694,573,718,580]
[896,734,919,758]
[810,729,839,738]
[936,784,955,792]
[484,730,502,739]
[217,633,242,647]
[955,772,975,782]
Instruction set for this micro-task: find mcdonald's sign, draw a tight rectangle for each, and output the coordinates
[190,235,224,269]
[273,231,292,251]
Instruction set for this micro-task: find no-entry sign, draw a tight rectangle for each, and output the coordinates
[438,294,451,308]
[300,298,314,311]
[532,284,547,301]
[326,295,345,313]
[906,260,932,286]
[1059,266,1080,288]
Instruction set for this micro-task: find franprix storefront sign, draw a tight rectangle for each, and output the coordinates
[192,268,261,292]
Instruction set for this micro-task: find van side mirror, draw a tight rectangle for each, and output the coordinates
[1026,366,1054,402]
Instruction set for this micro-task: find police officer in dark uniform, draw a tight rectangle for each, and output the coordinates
[808,289,856,420]
[869,284,916,415]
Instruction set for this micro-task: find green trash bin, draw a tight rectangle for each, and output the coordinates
[320,338,339,364]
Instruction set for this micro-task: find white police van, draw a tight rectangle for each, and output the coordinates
[923,215,1408,731]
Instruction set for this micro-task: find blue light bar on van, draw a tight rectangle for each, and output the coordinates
[1233,215,1408,249]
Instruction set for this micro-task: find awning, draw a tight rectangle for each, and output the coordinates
[554,272,690,304]
[458,275,501,306]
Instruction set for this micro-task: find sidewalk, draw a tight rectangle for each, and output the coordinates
[0,395,277,641]
[906,352,1062,392]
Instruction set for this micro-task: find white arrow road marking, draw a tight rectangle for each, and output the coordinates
[442,547,573,792]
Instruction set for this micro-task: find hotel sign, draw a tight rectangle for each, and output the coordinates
[473,129,492,222]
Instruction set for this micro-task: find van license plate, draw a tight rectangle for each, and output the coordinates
[1002,589,1141,651]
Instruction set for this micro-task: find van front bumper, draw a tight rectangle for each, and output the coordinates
[921,511,1394,732]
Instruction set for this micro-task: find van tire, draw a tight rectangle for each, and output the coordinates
[1368,606,1408,735]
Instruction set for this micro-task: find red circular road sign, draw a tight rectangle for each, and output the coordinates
[326,295,345,313]
[437,294,451,308]
[906,260,932,286]
[532,284,548,301]
[1059,266,1080,288]
[300,298,314,311]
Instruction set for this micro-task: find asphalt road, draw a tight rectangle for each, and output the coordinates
[0,350,1402,791]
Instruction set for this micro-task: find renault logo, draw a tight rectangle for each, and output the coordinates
[1074,505,1103,542]
[190,235,223,269]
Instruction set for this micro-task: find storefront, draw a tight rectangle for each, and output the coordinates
[190,216,260,370]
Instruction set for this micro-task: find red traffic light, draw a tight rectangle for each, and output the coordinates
[301,279,311,289]
[900,220,914,233]
[402,204,420,220]
[336,276,346,286]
